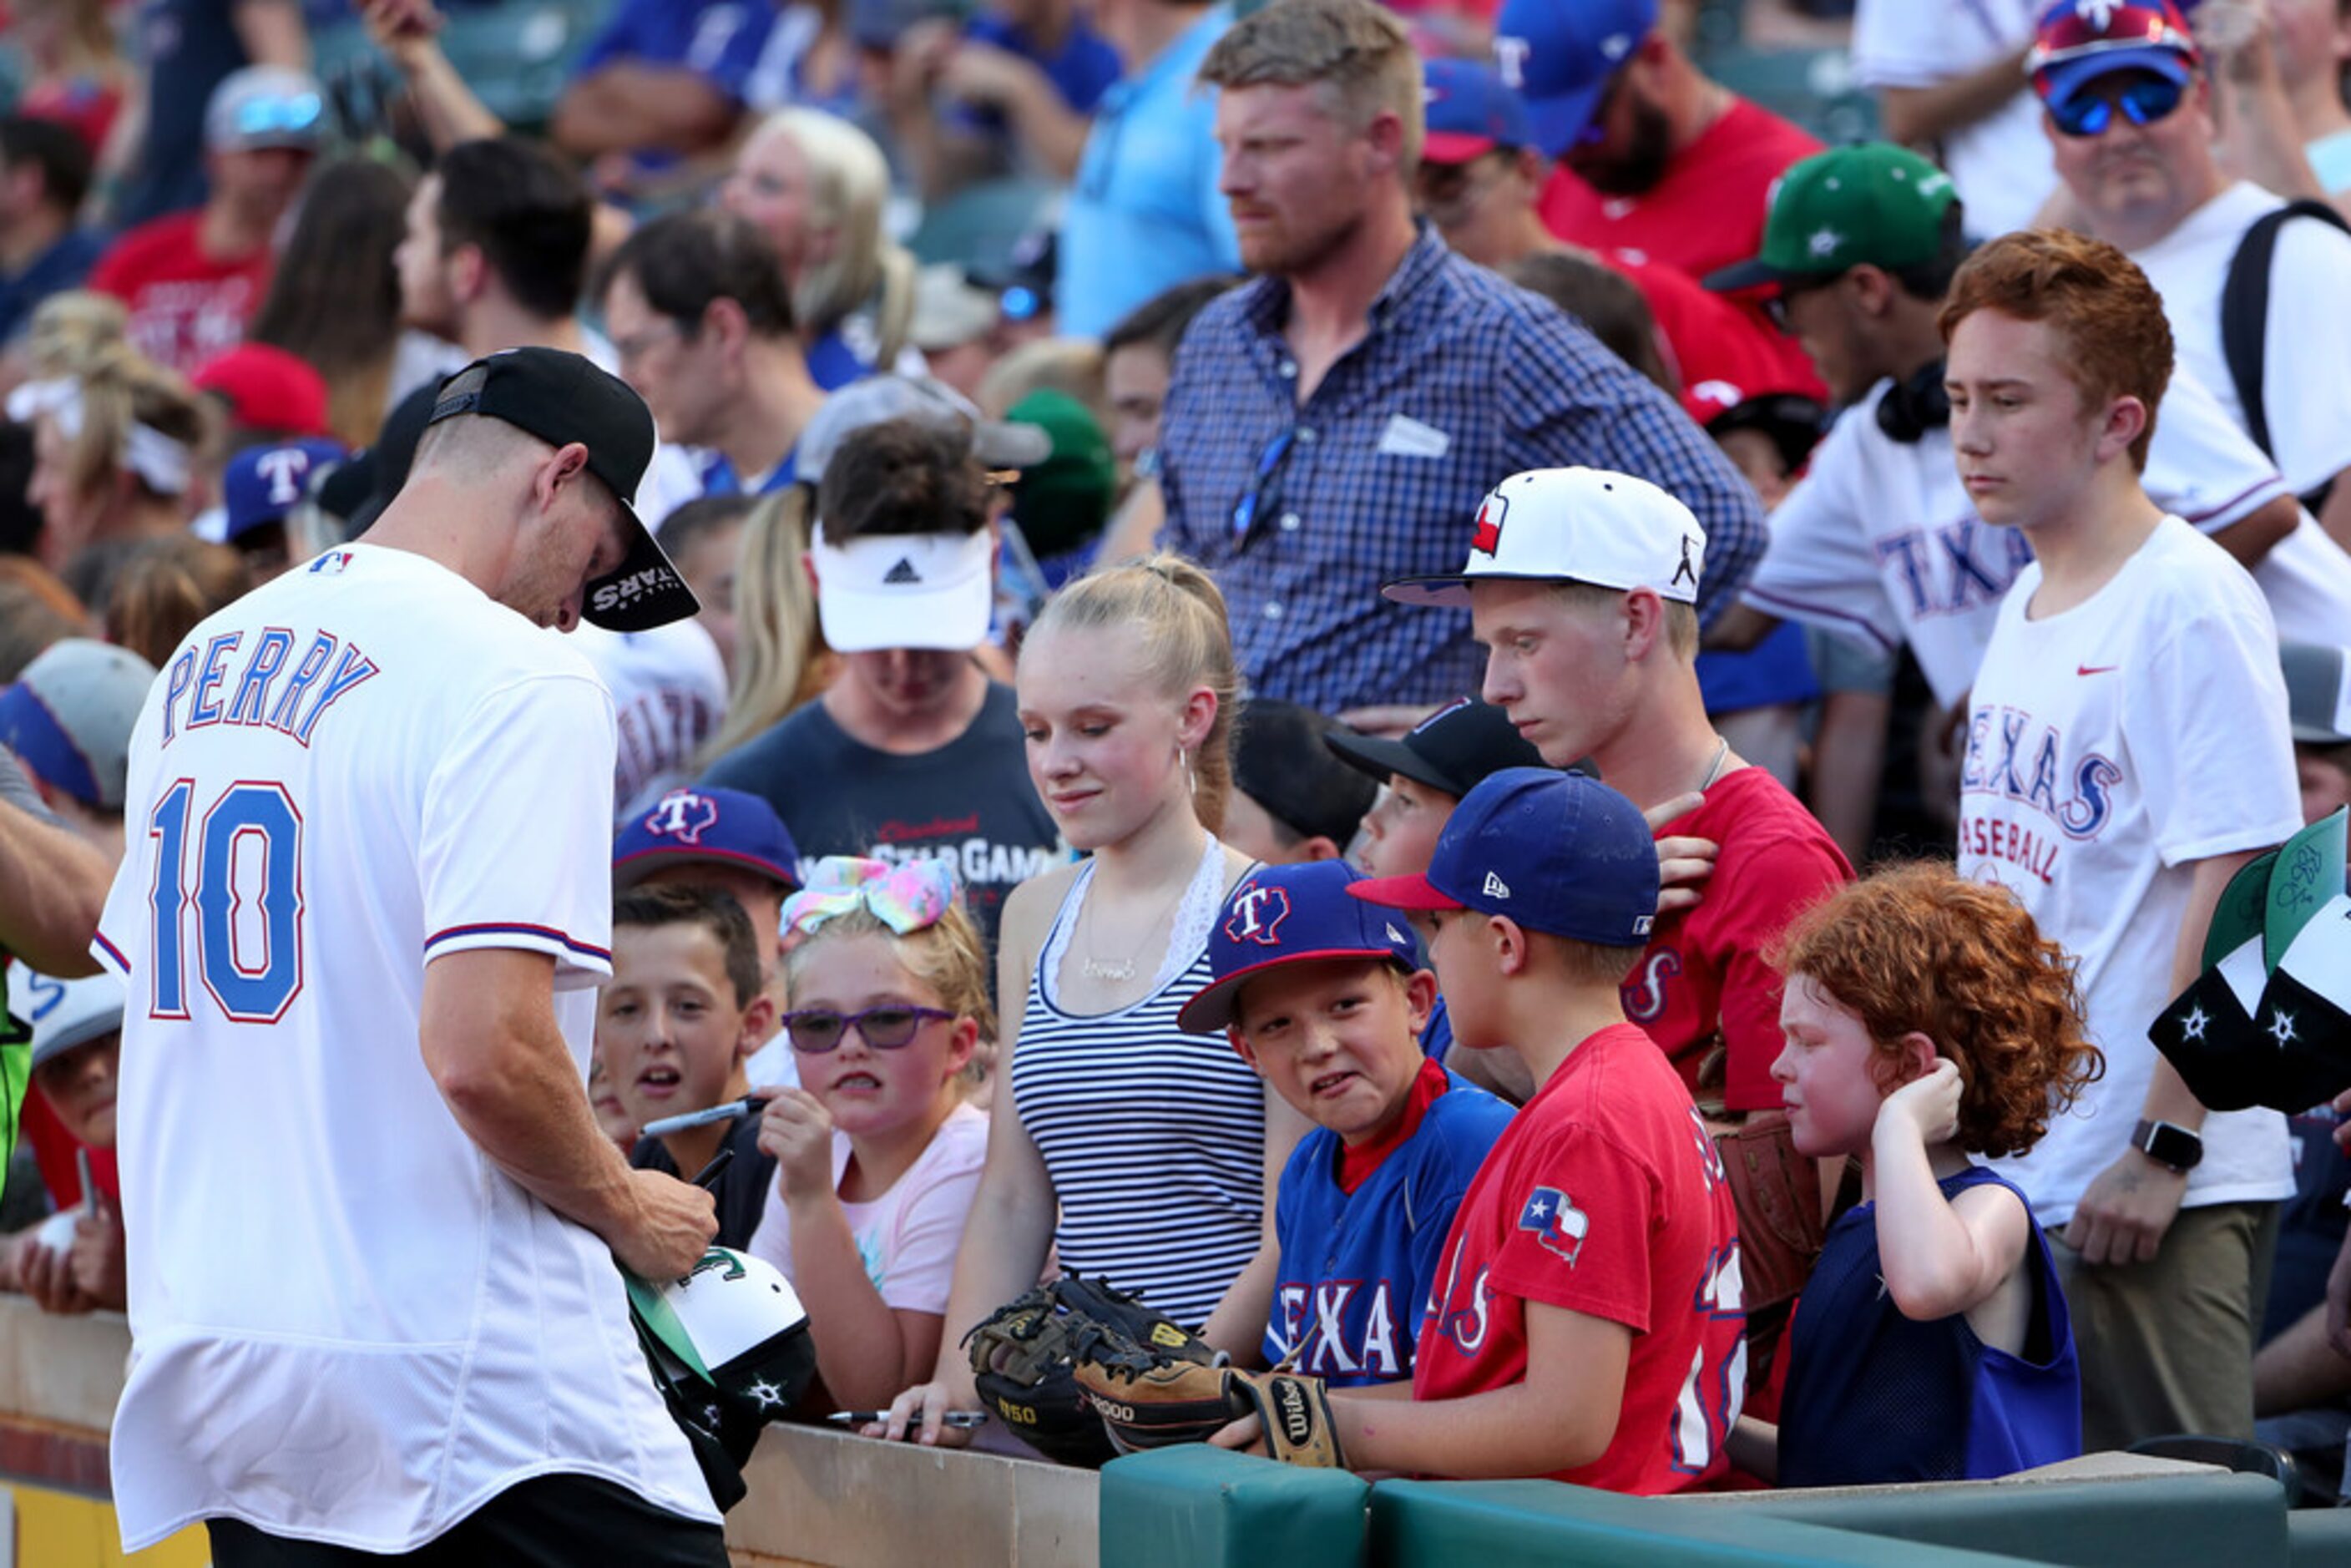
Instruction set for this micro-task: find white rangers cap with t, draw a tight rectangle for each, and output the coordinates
[1381,466,1708,608]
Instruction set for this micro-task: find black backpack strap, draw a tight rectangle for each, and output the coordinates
[2220,198,2351,466]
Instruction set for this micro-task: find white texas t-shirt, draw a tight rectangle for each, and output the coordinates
[1746,360,2351,709]
[93,544,715,1552]
[1957,517,2300,1227]
[2131,180,2351,498]
[1852,0,2054,239]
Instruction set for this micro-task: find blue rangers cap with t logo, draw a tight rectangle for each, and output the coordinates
[1177,859,1424,1034]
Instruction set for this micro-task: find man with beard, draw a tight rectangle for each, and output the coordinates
[1498,0,1818,322]
[1155,0,1763,721]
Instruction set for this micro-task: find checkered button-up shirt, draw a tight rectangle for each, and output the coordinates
[1158,225,1766,712]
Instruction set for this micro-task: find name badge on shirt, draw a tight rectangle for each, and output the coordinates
[1377,414,1451,459]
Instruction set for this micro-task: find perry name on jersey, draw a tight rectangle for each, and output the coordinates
[155,622,379,749]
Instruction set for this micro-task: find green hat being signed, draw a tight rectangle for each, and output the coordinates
[1704,143,1959,294]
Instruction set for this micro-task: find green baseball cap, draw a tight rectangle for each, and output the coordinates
[1705,144,1959,294]
[1007,388,1115,559]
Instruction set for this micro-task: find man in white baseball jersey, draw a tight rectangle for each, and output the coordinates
[1942,231,2299,1449]
[1705,143,2351,715]
[91,348,731,1564]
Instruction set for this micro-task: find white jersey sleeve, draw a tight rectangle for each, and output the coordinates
[420,670,619,983]
[1741,415,1901,655]
[2261,216,2351,496]
[2124,579,2301,868]
[1852,0,1968,86]
[2144,362,2291,535]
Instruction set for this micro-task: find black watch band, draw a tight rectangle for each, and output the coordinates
[2134,1118,2204,1173]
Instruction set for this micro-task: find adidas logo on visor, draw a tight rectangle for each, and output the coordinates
[882,558,923,585]
[1483,871,1511,899]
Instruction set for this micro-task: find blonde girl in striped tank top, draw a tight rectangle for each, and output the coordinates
[880,555,1311,1449]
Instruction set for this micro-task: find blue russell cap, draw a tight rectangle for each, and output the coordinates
[223,438,346,543]
[1492,0,1659,159]
[1176,859,1425,1034]
[1422,58,1535,164]
[1349,768,1659,947]
[614,787,801,892]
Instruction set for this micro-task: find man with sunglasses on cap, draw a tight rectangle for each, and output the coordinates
[2035,0,2351,551]
[90,65,323,377]
[90,348,731,1564]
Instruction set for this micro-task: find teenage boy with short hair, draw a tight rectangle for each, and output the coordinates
[1943,227,2301,1448]
[1177,859,1512,1384]
[1325,769,1745,1489]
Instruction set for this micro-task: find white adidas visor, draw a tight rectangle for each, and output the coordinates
[810,522,996,653]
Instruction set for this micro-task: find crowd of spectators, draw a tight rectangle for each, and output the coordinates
[8,0,2351,1530]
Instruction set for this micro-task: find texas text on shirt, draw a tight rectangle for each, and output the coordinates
[1956,518,2300,1229]
[1747,360,2351,711]
[1155,222,1767,713]
[89,544,711,1551]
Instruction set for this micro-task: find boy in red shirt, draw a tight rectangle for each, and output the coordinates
[1327,767,1747,1490]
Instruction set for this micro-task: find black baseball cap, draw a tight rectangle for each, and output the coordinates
[1323,697,1546,801]
[427,347,698,633]
[1233,698,1378,848]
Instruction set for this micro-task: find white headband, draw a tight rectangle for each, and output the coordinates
[8,377,193,497]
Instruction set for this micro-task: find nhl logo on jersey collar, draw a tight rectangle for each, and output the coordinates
[1350,767,1661,948]
[1382,467,1707,610]
[1177,860,1425,1035]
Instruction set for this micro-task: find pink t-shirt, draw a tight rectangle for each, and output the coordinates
[747,1102,988,1313]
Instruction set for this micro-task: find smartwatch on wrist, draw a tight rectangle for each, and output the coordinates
[2133,1118,2204,1173]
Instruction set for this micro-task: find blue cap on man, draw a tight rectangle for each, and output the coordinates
[1349,768,1659,947]
[1178,859,1425,1034]
[1421,58,1535,164]
[1491,0,1659,159]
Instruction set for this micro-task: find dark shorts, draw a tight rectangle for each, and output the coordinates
[205,1472,728,1567]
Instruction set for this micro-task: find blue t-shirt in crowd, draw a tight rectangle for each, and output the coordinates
[1696,619,1821,716]
[958,13,1122,128]
[119,0,248,225]
[694,446,799,498]
[805,326,867,392]
[0,229,104,346]
[574,0,780,101]
[1057,5,1239,339]
[1780,1164,2081,1486]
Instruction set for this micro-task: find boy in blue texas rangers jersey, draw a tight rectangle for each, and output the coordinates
[1177,859,1512,1386]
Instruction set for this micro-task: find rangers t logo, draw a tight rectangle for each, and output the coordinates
[1519,1186,1589,1266]
[645,789,720,844]
[1224,883,1292,946]
[1471,493,1509,556]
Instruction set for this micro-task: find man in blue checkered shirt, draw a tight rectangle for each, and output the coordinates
[1158,0,1765,721]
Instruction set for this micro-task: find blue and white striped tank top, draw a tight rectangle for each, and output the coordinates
[1009,845,1266,1330]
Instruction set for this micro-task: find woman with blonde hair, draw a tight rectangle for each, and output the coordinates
[882,554,1311,1448]
[720,107,914,389]
[11,305,210,572]
[693,486,833,770]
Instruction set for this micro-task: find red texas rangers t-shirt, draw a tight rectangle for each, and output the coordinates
[1625,766,1853,1112]
[1414,1022,1746,1493]
[89,212,272,377]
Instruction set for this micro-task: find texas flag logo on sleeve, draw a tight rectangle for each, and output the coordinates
[1519,1186,1589,1266]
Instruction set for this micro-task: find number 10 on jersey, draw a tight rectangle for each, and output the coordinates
[149,780,306,1022]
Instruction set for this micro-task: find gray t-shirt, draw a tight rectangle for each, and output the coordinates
[701,681,1063,952]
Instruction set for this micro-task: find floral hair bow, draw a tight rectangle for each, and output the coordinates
[782,857,959,936]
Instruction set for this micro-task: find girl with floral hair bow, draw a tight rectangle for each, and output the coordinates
[746,856,995,1414]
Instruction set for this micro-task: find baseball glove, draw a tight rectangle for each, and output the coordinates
[1072,1321,1342,1467]
[964,1274,1214,1467]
